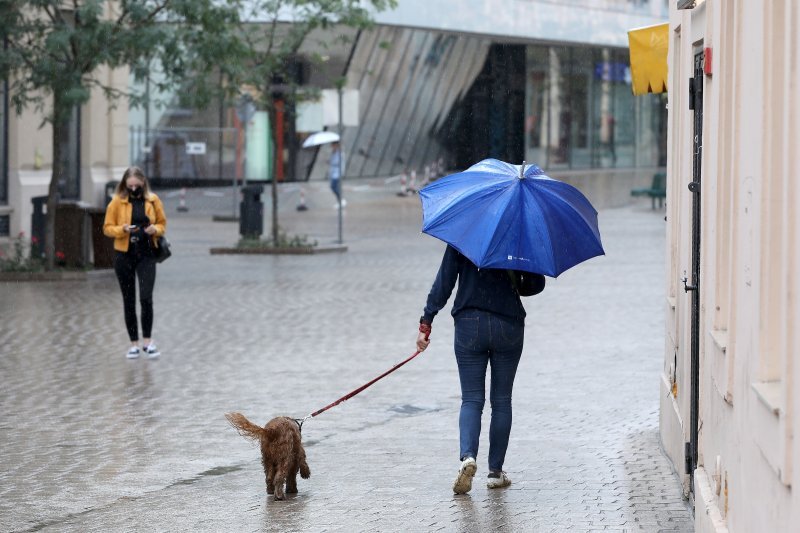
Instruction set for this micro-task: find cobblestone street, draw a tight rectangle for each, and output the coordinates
[0,178,692,532]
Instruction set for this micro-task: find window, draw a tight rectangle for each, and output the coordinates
[525,46,549,167]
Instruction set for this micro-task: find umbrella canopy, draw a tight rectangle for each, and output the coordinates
[302,131,340,148]
[420,158,604,277]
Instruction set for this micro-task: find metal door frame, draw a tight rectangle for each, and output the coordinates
[684,49,704,493]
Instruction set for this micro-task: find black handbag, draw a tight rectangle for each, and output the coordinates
[507,270,545,296]
[154,236,172,263]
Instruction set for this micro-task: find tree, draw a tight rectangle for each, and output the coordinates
[0,0,245,269]
[231,0,395,246]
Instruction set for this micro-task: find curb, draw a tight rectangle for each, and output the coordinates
[0,270,88,282]
[209,245,347,255]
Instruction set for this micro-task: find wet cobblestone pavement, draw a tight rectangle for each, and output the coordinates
[0,179,692,532]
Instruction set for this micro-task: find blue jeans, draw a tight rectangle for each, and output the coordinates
[330,178,341,200]
[454,309,524,471]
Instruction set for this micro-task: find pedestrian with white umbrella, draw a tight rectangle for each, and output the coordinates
[302,131,345,206]
[302,131,347,244]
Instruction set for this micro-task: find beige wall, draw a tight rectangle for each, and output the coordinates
[660,1,800,532]
[3,65,129,241]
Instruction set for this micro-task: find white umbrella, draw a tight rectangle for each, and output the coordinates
[302,131,340,148]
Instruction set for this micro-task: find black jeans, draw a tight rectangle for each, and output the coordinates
[114,251,156,342]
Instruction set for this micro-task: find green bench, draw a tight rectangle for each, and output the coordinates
[631,172,666,209]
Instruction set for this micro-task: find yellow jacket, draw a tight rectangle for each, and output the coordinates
[103,192,167,253]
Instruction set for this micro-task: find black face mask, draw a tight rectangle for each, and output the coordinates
[127,187,143,199]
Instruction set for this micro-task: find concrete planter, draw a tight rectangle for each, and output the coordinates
[209,244,347,255]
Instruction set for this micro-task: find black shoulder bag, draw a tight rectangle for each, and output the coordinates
[153,236,172,263]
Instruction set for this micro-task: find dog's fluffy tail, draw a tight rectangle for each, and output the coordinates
[225,412,265,442]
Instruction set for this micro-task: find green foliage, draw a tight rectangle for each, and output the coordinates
[0,0,245,123]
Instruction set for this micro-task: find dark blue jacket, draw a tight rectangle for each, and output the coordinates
[422,245,545,324]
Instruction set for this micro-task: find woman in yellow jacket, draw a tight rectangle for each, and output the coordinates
[103,166,167,359]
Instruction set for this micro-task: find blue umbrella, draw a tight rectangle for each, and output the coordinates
[420,158,604,277]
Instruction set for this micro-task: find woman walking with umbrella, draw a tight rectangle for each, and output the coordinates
[417,246,545,494]
[415,159,604,495]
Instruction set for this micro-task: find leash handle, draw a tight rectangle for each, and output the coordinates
[308,349,424,419]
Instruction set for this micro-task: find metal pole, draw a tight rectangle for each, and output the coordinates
[337,86,343,244]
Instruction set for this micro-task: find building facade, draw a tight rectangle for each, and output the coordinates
[660,1,800,531]
[2,0,669,244]
[0,64,129,244]
[310,0,670,190]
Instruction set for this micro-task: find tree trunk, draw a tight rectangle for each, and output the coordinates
[45,106,70,271]
[269,101,279,245]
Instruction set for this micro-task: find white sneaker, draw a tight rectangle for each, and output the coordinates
[486,471,511,489]
[126,347,141,359]
[143,343,160,359]
[452,457,477,494]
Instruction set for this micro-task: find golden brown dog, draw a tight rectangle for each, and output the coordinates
[225,413,310,500]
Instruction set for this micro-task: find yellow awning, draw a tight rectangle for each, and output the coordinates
[628,23,669,95]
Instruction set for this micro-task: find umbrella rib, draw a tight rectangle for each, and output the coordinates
[524,185,558,275]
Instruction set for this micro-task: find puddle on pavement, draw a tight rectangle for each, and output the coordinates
[170,464,245,487]
[199,465,243,476]
[389,404,429,415]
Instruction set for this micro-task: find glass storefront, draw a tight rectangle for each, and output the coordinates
[525,44,666,171]
[129,26,667,184]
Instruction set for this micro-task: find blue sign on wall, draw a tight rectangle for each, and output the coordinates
[594,62,630,83]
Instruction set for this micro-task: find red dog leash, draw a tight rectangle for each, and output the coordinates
[297,325,431,429]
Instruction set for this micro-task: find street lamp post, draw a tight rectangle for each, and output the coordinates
[337,86,343,244]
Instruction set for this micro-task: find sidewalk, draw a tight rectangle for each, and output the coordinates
[0,178,691,532]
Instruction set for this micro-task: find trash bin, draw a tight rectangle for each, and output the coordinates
[55,201,91,268]
[239,184,264,239]
[30,195,48,259]
[88,207,114,269]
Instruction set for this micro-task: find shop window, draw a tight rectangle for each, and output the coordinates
[525,46,549,167]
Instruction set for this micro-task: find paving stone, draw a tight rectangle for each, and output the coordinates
[0,180,692,532]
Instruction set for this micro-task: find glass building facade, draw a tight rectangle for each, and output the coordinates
[128,23,667,185]
[524,44,667,171]
[330,27,667,179]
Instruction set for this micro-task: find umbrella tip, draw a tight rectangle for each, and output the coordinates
[520,161,526,179]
